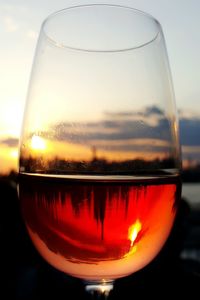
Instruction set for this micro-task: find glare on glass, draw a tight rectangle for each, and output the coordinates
[18,4,182,297]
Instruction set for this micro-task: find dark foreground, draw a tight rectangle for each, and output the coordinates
[0,178,200,299]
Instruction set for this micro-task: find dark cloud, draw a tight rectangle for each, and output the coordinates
[52,111,171,143]
[47,106,173,158]
[104,111,134,118]
[16,105,197,164]
[53,120,166,142]
[47,106,200,155]
[104,105,164,118]
[0,137,19,147]
[143,105,164,116]
[179,118,200,146]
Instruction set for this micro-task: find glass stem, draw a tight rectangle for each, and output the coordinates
[84,280,114,299]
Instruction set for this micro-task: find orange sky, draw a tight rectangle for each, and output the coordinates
[0,1,200,174]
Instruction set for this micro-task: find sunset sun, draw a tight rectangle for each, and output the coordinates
[31,135,46,151]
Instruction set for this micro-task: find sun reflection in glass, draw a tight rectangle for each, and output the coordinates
[31,135,46,151]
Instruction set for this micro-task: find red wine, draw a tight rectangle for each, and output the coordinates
[18,174,181,280]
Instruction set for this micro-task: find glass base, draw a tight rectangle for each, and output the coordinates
[84,280,114,298]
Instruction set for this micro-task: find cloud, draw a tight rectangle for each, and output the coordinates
[26,29,38,40]
[3,16,19,32]
[0,3,28,13]
[43,107,174,160]
[143,105,164,116]
[52,108,171,144]
[44,106,200,163]
[179,118,200,146]
[0,138,19,147]
[3,104,198,162]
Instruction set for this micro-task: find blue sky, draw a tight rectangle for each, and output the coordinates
[0,0,200,172]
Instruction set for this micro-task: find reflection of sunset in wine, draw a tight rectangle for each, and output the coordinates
[19,174,181,280]
[128,219,142,247]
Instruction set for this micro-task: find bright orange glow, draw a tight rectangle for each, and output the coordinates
[128,219,142,247]
[10,148,18,159]
[19,175,180,280]
[0,145,18,173]
[31,135,46,151]
[28,138,168,162]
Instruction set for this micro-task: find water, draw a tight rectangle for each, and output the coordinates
[181,182,200,262]
[182,182,200,208]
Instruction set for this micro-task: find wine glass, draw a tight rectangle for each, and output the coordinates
[18,4,182,298]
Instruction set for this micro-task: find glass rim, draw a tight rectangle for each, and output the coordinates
[41,3,162,53]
